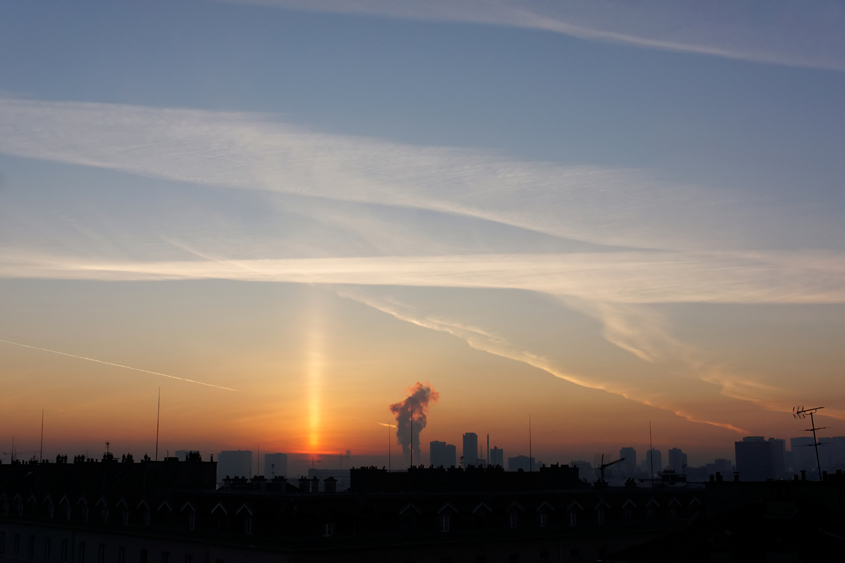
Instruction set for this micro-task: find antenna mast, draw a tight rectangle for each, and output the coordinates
[529,414,533,472]
[793,406,826,481]
[155,388,161,462]
[649,421,654,489]
[40,410,44,462]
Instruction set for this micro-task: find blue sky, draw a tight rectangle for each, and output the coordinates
[1,0,844,463]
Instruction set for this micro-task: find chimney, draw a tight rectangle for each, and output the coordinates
[324,476,337,493]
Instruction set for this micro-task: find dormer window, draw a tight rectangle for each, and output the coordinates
[509,512,518,529]
[188,511,196,531]
[539,512,548,528]
[323,522,333,537]
[439,514,450,533]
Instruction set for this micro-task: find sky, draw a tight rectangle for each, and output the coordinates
[1,0,844,473]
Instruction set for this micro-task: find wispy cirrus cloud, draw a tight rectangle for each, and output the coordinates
[218,0,845,71]
[1,97,843,431]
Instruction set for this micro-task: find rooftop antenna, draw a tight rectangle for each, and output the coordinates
[649,420,654,489]
[529,414,533,472]
[257,444,260,477]
[39,410,44,462]
[793,406,827,481]
[410,419,414,469]
[155,387,160,461]
[106,441,110,455]
[388,423,391,471]
[598,454,625,483]
[486,434,489,469]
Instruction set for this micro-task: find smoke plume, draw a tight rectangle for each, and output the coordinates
[389,382,439,465]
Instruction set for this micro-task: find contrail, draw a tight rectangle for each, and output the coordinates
[0,339,238,391]
[376,422,396,428]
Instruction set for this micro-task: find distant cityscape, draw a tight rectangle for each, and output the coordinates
[203,431,845,492]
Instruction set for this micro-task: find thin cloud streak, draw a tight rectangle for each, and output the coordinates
[1,98,823,255]
[219,0,845,71]
[336,287,747,433]
[3,251,844,304]
[0,339,238,391]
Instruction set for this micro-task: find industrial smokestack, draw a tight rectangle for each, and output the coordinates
[389,382,439,466]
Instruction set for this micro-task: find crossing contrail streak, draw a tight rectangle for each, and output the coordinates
[0,339,238,392]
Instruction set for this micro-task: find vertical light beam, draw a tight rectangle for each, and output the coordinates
[306,292,325,453]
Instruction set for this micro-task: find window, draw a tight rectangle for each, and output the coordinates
[28,535,36,559]
[647,508,655,522]
[118,546,126,563]
[439,514,450,533]
[538,513,548,528]
[140,548,148,563]
[44,537,51,561]
[61,539,68,562]
[323,523,334,537]
[161,551,170,563]
[77,541,85,563]
[123,510,129,525]
[0,531,5,554]
[244,517,252,535]
[144,510,150,526]
[184,556,194,563]
[188,511,196,531]
[540,552,550,563]
[570,549,580,563]
[509,512,518,529]
[14,533,20,556]
[596,509,605,525]
[624,508,633,522]
[668,507,677,520]
[101,508,109,523]
[569,512,578,526]
[98,543,105,563]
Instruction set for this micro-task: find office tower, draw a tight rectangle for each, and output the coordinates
[508,455,535,472]
[735,437,774,481]
[667,448,688,473]
[619,447,637,477]
[490,446,504,468]
[264,453,288,478]
[217,450,252,483]
[705,458,732,477]
[790,437,815,473]
[462,433,478,467]
[768,438,786,479]
[430,441,457,468]
[641,449,662,477]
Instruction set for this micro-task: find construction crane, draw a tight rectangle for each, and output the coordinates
[597,454,625,482]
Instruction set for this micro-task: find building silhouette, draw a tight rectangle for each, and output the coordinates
[508,455,535,472]
[462,433,478,467]
[490,446,504,468]
[619,447,637,477]
[667,448,688,474]
[790,437,816,474]
[642,449,662,477]
[264,453,288,479]
[429,441,457,468]
[735,437,774,481]
[217,450,252,483]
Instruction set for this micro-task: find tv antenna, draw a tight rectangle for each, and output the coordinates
[793,406,827,481]
[596,454,625,483]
